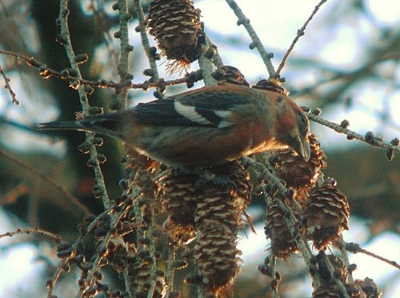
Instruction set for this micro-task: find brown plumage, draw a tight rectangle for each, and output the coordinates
[37,84,310,167]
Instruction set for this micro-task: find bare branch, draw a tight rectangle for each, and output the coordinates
[276,0,327,77]
[225,0,276,77]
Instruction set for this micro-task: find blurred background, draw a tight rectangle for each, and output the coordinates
[0,0,399,297]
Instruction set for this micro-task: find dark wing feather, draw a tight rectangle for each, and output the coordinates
[133,85,251,127]
[133,99,199,126]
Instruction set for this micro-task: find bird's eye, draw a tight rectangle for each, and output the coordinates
[298,113,309,131]
[299,113,307,124]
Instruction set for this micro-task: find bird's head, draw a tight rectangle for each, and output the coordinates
[276,96,311,161]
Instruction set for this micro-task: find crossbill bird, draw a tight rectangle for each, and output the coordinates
[38,84,310,167]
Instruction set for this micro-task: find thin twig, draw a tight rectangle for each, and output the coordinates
[225,0,276,77]
[275,0,327,77]
[0,150,90,215]
[320,251,351,298]
[337,237,354,283]
[0,49,199,92]
[307,112,400,153]
[165,244,177,296]
[346,242,400,270]
[58,0,110,208]
[129,161,159,298]
[198,45,217,86]
[0,227,63,243]
[269,254,279,297]
[0,65,19,105]
[206,36,224,68]
[114,0,133,111]
[243,157,321,287]
[132,0,160,86]
[77,205,135,297]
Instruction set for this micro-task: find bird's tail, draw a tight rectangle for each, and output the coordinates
[37,121,87,131]
[36,113,125,139]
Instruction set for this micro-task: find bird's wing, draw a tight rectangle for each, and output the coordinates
[133,86,251,128]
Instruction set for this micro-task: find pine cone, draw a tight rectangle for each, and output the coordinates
[194,224,241,295]
[127,251,167,298]
[346,283,368,298]
[158,162,251,295]
[273,133,327,190]
[264,199,299,259]
[212,65,249,86]
[317,254,349,285]
[147,0,206,72]
[252,79,287,95]
[157,168,198,243]
[355,277,382,298]
[313,283,366,298]
[193,161,252,296]
[163,215,196,244]
[312,284,342,298]
[304,178,350,250]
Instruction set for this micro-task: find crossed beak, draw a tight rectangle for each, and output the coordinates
[292,136,311,162]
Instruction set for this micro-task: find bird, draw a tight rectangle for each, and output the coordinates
[37,84,310,167]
